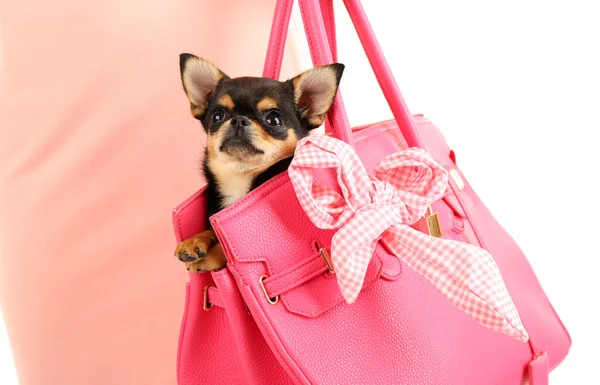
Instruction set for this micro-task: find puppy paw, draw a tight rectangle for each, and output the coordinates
[186,243,227,273]
[175,231,217,263]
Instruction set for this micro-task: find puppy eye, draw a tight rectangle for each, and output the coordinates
[265,111,283,127]
[212,108,225,123]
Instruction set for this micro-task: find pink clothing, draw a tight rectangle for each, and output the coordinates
[0,1,302,384]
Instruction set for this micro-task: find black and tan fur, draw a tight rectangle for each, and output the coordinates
[175,54,344,272]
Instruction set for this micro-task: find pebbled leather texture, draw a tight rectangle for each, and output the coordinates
[174,0,570,383]
[173,190,294,385]
[175,264,294,385]
[174,117,571,385]
[175,273,241,385]
[279,248,384,318]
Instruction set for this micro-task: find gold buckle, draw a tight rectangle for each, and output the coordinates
[203,283,214,311]
[259,275,279,305]
[425,206,442,238]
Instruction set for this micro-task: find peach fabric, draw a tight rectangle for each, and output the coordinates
[0,1,303,384]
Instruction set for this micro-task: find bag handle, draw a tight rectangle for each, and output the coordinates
[263,0,426,149]
[263,0,337,80]
[264,0,354,145]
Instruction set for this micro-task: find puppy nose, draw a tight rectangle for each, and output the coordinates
[230,116,251,132]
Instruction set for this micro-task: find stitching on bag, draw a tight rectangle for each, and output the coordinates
[327,0,335,60]
[233,272,309,384]
[379,250,403,281]
[267,0,290,79]
[176,283,191,384]
[212,172,289,223]
[282,254,382,317]
[175,195,199,240]
[272,4,286,78]
[175,216,183,242]
[174,187,208,240]
[273,261,328,297]
[214,172,382,316]
[300,2,318,67]
[211,176,293,275]
[281,253,383,317]
[266,251,323,294]
[271,245,321,283]
[177,186,207,213]
[214,217,276,278]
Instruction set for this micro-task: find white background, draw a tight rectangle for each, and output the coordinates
[1,0,599,384]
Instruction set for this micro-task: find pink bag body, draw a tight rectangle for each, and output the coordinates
[174,0,571,384]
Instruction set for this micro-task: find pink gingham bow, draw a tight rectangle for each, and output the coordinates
[288,135,529,342]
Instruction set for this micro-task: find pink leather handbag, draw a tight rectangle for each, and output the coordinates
[173,0,571,384]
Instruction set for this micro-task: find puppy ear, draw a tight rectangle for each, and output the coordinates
[287,63,344,128]
[180,54,228,120]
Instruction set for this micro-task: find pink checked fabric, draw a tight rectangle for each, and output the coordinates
[288,136,529,342]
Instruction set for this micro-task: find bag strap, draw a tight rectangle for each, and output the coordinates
[263,0,426,149]
[263,0,353,145]
[297,0,356,146]
[263,0,340,139]
[339,0,424,148]
[263,0,337,79]
[262,0,294,80]
[320,0,338,62]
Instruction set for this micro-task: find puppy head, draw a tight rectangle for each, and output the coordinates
[179,53,344,174]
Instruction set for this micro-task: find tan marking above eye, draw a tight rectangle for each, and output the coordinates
[191,104,205,119]
[257,97,278,111]
[218,94,235,109]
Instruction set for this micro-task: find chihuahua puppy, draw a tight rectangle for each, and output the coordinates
[175,54,344,273]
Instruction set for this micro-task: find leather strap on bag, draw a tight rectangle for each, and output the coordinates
[263,0,426,149]
[263,0,337,80]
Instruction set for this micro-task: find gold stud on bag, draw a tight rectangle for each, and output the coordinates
[425,206,442,238]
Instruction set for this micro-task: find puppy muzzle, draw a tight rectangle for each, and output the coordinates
[219,116,264,156]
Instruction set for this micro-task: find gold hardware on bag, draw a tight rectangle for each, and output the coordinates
[425,206,442,238]
[319,247,335,276]
[203,283,214,311]
[314,241,335,276]
[449,169,465,191]
[259,275,279,305]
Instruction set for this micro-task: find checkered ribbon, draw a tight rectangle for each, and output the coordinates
[289,136,529,342]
